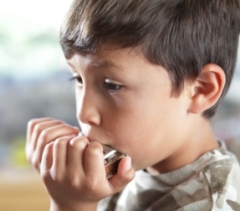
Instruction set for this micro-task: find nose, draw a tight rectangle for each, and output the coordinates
[76,88,101,126]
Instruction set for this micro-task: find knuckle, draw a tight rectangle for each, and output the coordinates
[89,148,100,158]
[86,179,98,192]
[124,173,134,183]
[54,138,63,147]
[90,141,102,149]
[54,138,65,148]
[31,154,40,170]
[87,142,102,157]
[43,142,53,154]
[67,174,80,188]
[70,137,88,151]
[120,170,135,183]
[25,145,31,156]
[54,120,64,127]
[25,149,33,162]
[39,129,49,141]
[27,119,36,130]
[41,170,51,182]
[27,118,42,126]
[35,123,44,134]
[50,168,64,183]
[75,141,86,151]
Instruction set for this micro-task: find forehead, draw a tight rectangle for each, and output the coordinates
[66,45,148,71]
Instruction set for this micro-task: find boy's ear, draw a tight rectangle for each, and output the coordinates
[188,64,226,114]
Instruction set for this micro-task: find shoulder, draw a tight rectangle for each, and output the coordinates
[202,144,240,210]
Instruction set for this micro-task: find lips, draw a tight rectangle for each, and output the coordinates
[82,133,125,155]
[80,131,102,144]
[80,127,113,147]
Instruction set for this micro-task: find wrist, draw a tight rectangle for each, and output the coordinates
[50,200,98,211]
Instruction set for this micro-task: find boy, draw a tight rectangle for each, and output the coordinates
[26,0,240,210]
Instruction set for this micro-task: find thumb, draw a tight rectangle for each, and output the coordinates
[108,156,135,193]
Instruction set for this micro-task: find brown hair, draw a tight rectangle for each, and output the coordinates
[60,0,240,118]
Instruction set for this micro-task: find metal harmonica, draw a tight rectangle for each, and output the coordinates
[102,145,126,179]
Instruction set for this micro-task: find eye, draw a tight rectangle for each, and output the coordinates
[70,74,83,85]
[104,79,123,92]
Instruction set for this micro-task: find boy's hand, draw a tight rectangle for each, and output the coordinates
[26,118,80,172]
[26,118,135,211]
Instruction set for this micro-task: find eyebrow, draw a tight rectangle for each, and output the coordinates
[91,60,122,70]
[67,58,124,72]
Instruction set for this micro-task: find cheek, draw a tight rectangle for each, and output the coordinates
[105,98,184,168]
[106,102,162,150]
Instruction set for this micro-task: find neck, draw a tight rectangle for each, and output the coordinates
[149,117,219,174]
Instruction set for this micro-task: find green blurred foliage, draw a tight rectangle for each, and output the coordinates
[10,137,29,168]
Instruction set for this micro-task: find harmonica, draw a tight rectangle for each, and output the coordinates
[103,145,126,179]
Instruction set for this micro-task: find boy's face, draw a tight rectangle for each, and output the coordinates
[67,45,192,171]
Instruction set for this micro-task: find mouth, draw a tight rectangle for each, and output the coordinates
[79,131,105,145]
[80,131,121,153]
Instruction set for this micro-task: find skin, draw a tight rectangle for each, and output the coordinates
[26,45,225,210]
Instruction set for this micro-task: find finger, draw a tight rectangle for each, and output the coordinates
[67,136,89,178]
[108,156,135,193]
[26,118,61,163]
[26,119,62,160]
[30,120,64,150]
[32,124,79,171]
[40,142,54,177]
[84,142,105,181]
[51,135,76,182]
[27,118,53,144]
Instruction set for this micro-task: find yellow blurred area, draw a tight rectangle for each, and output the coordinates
[0,169,49,211]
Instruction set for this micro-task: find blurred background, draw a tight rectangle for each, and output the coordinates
[0,0,75,210]
[0,0,240,210]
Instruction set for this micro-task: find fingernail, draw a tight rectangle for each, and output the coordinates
[124,156,132,171]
